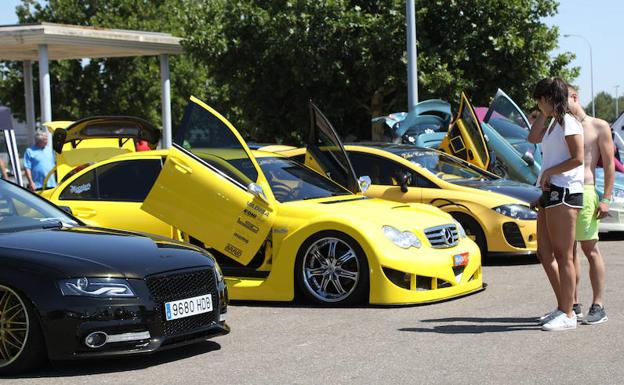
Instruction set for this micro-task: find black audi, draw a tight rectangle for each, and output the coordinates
[0,179,228,374]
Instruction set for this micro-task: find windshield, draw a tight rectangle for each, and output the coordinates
[0,181,78,232]
[256,156,351,203]
[399,150,495,182]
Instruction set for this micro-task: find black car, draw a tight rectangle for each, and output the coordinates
[0,179,229,374]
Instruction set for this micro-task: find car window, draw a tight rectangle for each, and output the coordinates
[59,159,162,202]
[96,159,162,202]
[348,151,436,188]
[460,103,488,163]
[59,169,97,200]
[175,102,258,188]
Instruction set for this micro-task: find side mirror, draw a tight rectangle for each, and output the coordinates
[522,151,535,166]
[358,176,371,193]
[396,171,411,193]
[247,183,269,203]
[58,205,73,215]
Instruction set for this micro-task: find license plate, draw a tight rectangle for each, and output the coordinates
[165,294,212,321]
[453,252,469,267]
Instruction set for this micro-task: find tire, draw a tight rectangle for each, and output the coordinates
[295,231,369,306]
[451,213,488,258]
[0,284,46,375]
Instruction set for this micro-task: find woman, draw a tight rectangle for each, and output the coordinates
[528,77,584,331]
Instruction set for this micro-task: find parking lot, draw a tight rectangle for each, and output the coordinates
[6,233,624,385]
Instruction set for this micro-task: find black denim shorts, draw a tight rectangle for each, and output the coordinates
[538,184,583,209]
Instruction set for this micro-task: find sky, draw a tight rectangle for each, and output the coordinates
[0,0,621,106]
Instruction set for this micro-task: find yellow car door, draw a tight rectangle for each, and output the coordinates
[304,102,361,193]
[48,158,176,238]
[142,96,276,265]
[439,92,490,170]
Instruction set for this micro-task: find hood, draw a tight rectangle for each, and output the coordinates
[288,196,456,231]
[451,178,541,204]
[0,227,214,279]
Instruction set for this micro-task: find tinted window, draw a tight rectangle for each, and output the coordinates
[59,170,97,200]
[257,157,350,203]
[460,101,488,162]
[348,151,436,188]
[97,159,162,201]
[175,102,258,188]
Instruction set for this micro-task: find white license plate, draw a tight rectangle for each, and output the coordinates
[164,294,213,321]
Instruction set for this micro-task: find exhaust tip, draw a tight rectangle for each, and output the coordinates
[85,331,108,348]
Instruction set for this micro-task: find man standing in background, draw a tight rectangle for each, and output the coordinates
[24,131,56,191]
[567,84,614,325]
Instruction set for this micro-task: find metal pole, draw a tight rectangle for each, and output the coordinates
[160,54,172,149]
[37,44,52,124]
[23,61,36,136]
[564,34,594,116]
[406,0,418,111]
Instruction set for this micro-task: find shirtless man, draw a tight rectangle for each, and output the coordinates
[567,84,614,324]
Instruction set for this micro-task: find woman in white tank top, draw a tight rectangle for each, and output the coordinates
[528,77,584,331]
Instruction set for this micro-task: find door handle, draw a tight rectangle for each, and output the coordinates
[170,157,193,174]
[73,208,97,218]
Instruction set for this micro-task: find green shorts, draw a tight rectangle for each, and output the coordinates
[576,185,599,241]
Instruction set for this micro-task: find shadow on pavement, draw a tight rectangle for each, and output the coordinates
[483,254,539,266]
[7,341,221,379]
[599,232,624,241]
[399,316,540,334]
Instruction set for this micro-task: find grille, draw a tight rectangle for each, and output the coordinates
[146,268,218,336]
[424,224,459,248]
[502,222,526,248]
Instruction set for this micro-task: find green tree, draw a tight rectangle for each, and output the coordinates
[0,0,215,127]
[181,0,578,142]
[585,91,624,123]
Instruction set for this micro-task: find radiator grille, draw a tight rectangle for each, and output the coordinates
[146,268,218,336]
[424,224,459,248]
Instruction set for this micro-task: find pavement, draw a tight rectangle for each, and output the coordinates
[6,233,624,385]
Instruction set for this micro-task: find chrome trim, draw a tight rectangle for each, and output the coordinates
[424,224,459,248]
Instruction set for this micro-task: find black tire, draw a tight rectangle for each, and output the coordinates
[451,213,488,258]
[295,231,369,306]
[0,284,46,375]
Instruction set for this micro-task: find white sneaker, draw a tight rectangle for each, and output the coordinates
[541,311,577,331]
[539,308,558,325]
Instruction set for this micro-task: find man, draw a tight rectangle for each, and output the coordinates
[567,84,614,325]
[24,131,56,191]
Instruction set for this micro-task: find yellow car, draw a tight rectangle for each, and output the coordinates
[42,97,482,305]
[276,145,539,258]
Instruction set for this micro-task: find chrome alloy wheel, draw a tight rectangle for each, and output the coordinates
[302,237,360,303]
[0,285,29,369]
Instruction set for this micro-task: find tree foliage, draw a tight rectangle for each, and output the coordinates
[0,0,577,143]
[585,91,624,124]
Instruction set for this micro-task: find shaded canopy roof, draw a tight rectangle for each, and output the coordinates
[0,22,182,60]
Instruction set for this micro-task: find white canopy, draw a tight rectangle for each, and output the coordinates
[0,22,183,147]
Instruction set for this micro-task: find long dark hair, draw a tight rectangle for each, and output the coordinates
[532,77,568,125]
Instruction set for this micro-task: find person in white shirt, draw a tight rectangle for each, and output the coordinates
[528,77,584,331]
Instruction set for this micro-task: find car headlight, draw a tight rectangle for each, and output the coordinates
[58,277,136,297]
[493,204,537,220]
[382,225,422,249]
[454,220,467,238]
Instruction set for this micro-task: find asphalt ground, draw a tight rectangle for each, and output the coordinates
[6,233,624,385]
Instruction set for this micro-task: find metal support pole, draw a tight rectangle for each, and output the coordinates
[37,44,52,124]
[160,54,172,149]
[23,61,36,136]
[406,0,418,111]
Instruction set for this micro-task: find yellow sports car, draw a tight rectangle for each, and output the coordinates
[41,97,482,305]
[276,145,539,258]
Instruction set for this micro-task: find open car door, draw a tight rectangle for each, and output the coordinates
[439,92,491,170]
[142,96,275,265]
[305,102,360,193]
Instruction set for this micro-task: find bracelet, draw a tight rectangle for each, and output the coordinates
[600,198,612,204]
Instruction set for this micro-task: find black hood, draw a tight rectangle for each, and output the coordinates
[452,179,541,204]
[0,227,214,279]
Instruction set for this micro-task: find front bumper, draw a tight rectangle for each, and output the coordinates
[41,270,229,361]
[368,237,483,305]
[487,218,537,254]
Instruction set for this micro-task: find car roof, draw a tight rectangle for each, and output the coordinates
[346,142,440,156]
